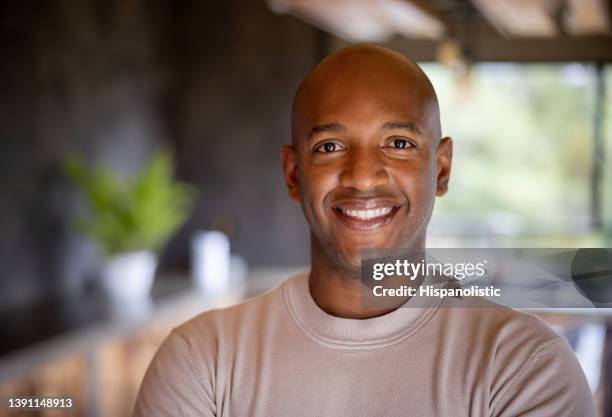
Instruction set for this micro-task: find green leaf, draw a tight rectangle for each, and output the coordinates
[63,150,197,256]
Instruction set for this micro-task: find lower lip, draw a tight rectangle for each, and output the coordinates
[332,207,400,231]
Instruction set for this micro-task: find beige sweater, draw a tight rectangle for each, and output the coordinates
[133,272,594,417]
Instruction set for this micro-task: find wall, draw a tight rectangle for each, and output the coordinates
[162,0,317,270]
[0,0,318,308]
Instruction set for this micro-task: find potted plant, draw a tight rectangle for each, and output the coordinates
[64,150,196,302]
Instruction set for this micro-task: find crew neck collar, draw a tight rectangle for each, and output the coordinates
[283,271,440,349]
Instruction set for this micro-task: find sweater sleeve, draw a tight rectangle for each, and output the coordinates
[491,338,595,417]
[132,328,216,417]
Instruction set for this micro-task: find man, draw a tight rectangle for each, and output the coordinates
[133,45,594,417]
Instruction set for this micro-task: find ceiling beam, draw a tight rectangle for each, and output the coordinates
[330,35,612,62]
[402,0,452,30]
[378,0,447,40]
[564,0,610,35]
[267,0,446,42]
[469,0,559,37]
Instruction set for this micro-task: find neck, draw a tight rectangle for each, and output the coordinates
[308,236,425,319]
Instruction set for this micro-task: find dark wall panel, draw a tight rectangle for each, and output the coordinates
[162,0,317,269]
[0,0,317,307]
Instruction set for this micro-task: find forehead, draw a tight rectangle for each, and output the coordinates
[316,84,428,123]
[294,70,435,140]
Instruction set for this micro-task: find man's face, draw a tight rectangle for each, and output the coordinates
[283,51,452,274]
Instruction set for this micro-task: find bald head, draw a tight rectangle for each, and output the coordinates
[291,45,441,146]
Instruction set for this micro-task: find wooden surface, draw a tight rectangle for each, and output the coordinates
[0,354,89,417]
[0,318,179,417]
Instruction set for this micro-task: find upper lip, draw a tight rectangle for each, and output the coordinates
[331,198,401,211]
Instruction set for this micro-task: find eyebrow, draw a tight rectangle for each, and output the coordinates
[380,121,422,135]
[307,123,347,140]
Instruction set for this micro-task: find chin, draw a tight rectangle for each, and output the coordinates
[335,244,379,274]
[320,243,361,275]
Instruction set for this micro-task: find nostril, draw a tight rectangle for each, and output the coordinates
[339,167,389,191]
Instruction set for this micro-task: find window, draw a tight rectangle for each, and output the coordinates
[422,63,610,247]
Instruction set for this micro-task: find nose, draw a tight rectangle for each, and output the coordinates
[339,147,389,192]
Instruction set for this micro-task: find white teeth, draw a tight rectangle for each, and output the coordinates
[341,207,393,220]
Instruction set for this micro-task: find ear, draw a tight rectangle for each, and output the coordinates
[281,144,300,203]
[436,137,452,196]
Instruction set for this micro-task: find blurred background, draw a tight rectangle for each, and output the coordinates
[0,0,611,416]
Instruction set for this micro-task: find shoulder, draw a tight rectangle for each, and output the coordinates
[487,317,594,416]
[436,298,593,416]
[440,296,563,355]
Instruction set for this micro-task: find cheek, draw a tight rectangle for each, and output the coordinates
[299,164,339,218]
[391,160,437,209]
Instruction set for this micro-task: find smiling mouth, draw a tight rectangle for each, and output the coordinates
[332,203,401,231]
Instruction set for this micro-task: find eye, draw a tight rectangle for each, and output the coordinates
[314,141,345,153]
[385,137,415,150]
[392,138,409,149]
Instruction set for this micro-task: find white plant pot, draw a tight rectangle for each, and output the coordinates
[100,250,157,302]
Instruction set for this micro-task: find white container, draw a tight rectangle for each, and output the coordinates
[100,250,157,301]
[191,231,230,295]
